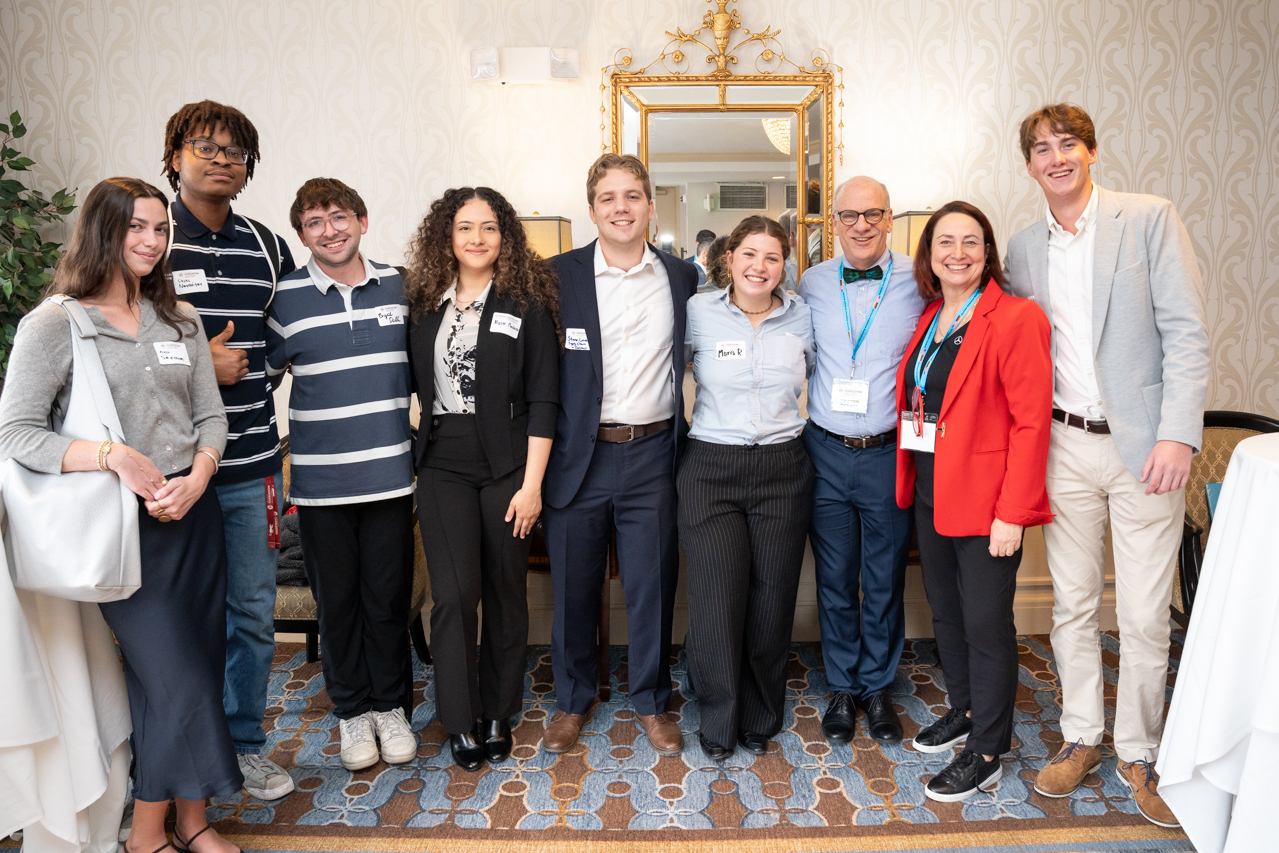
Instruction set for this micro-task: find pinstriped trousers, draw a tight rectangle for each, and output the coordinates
[677,438,816,749]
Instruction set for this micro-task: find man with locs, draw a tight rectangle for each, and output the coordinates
[162,100,297,801]
[542,153,698,756]
[1005,103,1208,829]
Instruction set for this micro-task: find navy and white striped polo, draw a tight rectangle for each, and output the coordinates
[265,256,413,506]
[170,197,296,485]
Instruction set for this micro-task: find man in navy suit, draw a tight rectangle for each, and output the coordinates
[542,153,698,756]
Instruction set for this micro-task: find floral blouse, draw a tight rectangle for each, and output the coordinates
[431,280,492,414]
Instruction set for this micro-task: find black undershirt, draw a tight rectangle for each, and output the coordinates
[904,320,970,509]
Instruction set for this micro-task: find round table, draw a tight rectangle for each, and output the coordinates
[1158,432,1279,852]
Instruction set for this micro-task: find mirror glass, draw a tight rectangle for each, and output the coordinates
[619,93,640,157]
[628,85,720,105]
[805,222,824,269]
[804,95,824,220]
[724,84,817,105]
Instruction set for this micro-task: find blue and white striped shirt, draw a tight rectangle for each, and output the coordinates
[265,256,413,506]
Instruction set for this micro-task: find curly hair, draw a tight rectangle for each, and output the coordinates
[403,187,561,334]
[705,234,732,288]
[161,100,261,192]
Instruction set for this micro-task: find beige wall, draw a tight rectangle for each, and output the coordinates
[4,0,1275,639]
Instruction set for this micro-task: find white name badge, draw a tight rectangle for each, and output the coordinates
[899,412,937,453]
[566,328,590,351]
[376,305,406,326]
[490,312,522,339]
[153,341,190,366]
[172,269,209,294]
[716,341,746,360]
[831,378,871,413]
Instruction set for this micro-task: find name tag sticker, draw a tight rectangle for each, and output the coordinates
[153,341,190,366]
[899,412,937,453]
[831,378,870,413]
[172,269,209,294]
[566,328,590,351]
[490,312,522,339]
[716,341,746,360]
[376,305,406,326]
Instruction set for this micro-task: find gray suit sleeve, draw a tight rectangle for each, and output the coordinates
[1003,232,1033,300]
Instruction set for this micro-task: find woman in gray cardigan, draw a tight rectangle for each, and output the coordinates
[0,178,239,853]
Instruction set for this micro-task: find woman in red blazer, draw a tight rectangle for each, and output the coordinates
[893,200,1052,803]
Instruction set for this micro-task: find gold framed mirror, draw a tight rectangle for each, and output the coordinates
[602,0,842,279]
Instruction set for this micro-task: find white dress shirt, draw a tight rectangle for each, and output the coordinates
[1047,187,1106,420]
[594,241,675,424]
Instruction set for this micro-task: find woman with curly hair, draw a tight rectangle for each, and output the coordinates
[405,187,560,771]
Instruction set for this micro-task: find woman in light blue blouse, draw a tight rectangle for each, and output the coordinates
[679,215,816,760]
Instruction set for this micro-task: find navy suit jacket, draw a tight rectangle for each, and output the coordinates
[544,240,698,509]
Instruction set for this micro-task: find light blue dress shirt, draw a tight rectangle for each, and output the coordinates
[685,286,815,445]
[798,249,927,436]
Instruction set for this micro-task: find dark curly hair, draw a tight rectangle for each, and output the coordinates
[403,187,561,334]
[161,100,261,193]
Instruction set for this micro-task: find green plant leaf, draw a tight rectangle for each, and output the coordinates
[8,112,19,126]
[13,124,25,138]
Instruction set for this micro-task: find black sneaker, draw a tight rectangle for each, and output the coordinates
[925,750,1002,802]
[912,707,972,753]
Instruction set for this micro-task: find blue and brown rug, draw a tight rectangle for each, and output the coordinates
[197,633,1190,853]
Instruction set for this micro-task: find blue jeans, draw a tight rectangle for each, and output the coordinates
[215,471,282,754]
[803,424,911,697]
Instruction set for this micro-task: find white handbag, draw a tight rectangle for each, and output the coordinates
[3,295,141,601]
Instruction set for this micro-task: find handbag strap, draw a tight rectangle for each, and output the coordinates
[48,295,128,442]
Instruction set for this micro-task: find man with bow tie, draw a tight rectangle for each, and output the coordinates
[798,176,927,745]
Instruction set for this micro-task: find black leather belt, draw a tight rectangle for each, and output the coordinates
[597,419,671,443]
[1052,408,1110,434]
[812,423,898,449]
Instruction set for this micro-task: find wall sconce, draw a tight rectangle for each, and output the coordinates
[471,48,581,84]
[519,215,573,257]
[890,209,935,256]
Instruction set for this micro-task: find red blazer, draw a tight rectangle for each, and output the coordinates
[895,280,1054,536]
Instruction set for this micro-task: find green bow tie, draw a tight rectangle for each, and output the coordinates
[843,266,883,283]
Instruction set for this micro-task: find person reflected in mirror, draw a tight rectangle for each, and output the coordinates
[777,209,799,292]
[693,228,716,292]
[404,187,561,771]
[679,216,815,760]
[705,234,732,290]
[894,202,1053,802]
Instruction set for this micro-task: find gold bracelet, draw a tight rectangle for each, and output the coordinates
[97,440,113,471]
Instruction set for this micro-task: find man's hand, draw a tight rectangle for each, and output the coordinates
[209,320,249,386]
[1140,439,1193,495]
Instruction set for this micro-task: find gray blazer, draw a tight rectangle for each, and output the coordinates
[1005,185,1209,478]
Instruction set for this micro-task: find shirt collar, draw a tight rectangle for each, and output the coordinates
[307,254,378,294]
[594,240,658,277]
[438,278,494,309]
[171,195,238,241]
[1046,185,1098,236]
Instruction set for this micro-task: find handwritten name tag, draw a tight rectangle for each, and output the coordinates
[716,341,746,360]
[172,269,209,294]
[566,328,590,351]
[376,305,406,326]
[154,341,190,366]
[490,312,522,339]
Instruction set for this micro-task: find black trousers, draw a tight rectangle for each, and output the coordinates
[677,438,815,749]
[297,495,414,719]
[913,460,1021,755]
[417,413,530,735]
[99,482,241,802]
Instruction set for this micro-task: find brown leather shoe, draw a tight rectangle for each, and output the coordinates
[542,709,591,753]
[1034,739,1102,797]
[638,712,684,755]
[1118,759,1180,827]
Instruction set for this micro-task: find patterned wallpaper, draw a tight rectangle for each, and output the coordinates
[1,0,1275,415]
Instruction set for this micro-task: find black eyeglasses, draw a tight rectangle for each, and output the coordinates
[184,139,248,165]
[834,208,887,227]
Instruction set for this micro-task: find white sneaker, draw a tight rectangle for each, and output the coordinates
[339,713,380,770]
[238,753,296,800]
[370,707,418,764]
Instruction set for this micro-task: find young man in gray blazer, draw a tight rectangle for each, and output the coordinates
[1005,103,1208,829]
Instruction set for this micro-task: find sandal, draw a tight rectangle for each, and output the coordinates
[124,843,175,853]
[173,825,238,853]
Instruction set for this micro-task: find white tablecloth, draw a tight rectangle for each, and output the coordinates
[1159,432,1279,853]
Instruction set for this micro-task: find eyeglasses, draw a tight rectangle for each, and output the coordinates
[302,212,356,234]
[184,139,249,165]
[834,208,887,227]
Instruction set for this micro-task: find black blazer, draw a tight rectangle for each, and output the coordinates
[543,240,698,509]
[409,289,560,479]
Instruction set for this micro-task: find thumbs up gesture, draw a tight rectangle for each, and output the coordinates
[209,320,249,386]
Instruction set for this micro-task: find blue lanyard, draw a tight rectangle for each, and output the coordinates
[837,257,893,377]
[912,288,982,397]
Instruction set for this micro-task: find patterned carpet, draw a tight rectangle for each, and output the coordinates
[193,632,1191,852]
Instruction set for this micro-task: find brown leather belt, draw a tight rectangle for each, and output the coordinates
[812,423,898,449]
[1052,407,1110,434]
[597,419,671,443]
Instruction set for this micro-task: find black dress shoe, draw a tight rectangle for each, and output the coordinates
[821,691,857,743]
[738,731,769,756]
[482,717,513,762]
[698,732,731,760]
[861,691,903,742]
[912,706,971,753]
[450,726,486,771]
[925,750,1002,802]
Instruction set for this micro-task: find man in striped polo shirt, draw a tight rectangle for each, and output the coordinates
[266,178,416,772]
[163,100,297,801]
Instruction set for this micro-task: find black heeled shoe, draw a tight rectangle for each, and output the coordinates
[483,717,513,762]
[450,725,486,771]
